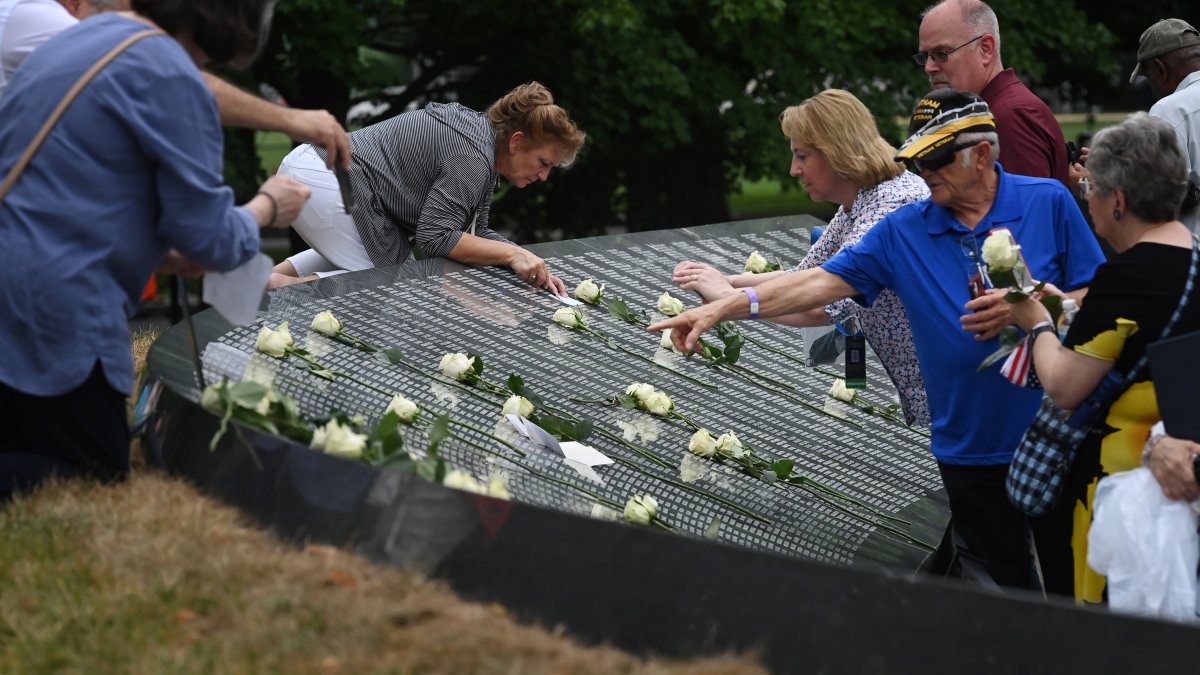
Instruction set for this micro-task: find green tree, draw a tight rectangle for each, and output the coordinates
[229,0,1118,239]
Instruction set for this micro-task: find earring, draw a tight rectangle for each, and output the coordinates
[1113,209,1122,221]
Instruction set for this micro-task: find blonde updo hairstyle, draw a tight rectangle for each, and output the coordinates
[488,82,586,168]
[780,89,904,188]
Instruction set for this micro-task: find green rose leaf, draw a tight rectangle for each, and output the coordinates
[226,381,268,408]
[721,333,744,365]
[977,326,1022,372]
[373,411,405,459]
[771,459,794,480]
[615,393,640,409]
[427,414,451,458]
[376,348,406,365]
[1040,294,1063,326]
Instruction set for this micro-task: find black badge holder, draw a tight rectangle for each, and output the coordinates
[841,315,867,389]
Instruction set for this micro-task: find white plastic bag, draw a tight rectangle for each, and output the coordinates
[1087,467,1200,623]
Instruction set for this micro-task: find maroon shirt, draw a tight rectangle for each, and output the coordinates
[980,68,1068,186]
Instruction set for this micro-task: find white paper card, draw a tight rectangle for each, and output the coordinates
[555,294,583,306]
[563,459,606,485]
[560,441,613,467]
[203,253,273,326]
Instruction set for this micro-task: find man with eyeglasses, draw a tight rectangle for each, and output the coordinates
[651,89,1105,590]
[916,0,1068,186]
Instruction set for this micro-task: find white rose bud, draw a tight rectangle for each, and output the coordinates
[501,395,535,417]
[574,278,604,303]
[439,352,473,380]
[828,378,856,403]
[643,390,673,416]
[200,383,224,414]
[442,469,486,495]
[688,428,718,458]
[254,321,293,358]
[625,382,656,402]
[623,494,658,525]
[309,310,343,337]
[385,395,419,422]
[716,430,745,458]
[659,328,676,351]
[309,418,367,460]
[744,250,770,273]
[657,291,685,316]
[552,307,583,328]
[980,230,1019,272]
[486,476,512,500]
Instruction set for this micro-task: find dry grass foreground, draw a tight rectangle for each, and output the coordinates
[0,329,765,675]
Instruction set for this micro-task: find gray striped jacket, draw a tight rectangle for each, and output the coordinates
[319,102,513,267]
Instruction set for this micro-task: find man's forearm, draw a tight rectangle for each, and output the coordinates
[202,72,289,130]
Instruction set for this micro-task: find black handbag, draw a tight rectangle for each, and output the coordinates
[1006,235,1199,517]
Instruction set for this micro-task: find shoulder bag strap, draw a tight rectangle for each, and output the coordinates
[0,28,164,203]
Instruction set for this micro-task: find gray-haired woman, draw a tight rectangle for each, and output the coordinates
[1010,112,1200,603]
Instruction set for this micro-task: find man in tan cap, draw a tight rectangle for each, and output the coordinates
[1132,18,1200,233]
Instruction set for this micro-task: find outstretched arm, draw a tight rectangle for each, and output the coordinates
[649,267,857,352]
[202,73,351,171]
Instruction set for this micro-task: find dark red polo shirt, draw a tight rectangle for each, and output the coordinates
[980,68,1068,186]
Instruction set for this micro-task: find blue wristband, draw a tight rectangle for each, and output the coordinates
[741,287,759,320]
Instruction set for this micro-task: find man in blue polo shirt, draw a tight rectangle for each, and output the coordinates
[651,89,1105,588]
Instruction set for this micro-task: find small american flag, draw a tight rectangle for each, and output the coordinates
[999,335,1043,389]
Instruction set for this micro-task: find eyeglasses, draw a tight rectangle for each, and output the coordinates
[903,141,981,174]
[912,34,985,66]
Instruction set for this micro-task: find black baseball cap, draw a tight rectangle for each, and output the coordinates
[894,88,996,166]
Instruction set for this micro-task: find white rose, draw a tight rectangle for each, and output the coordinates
[200,383,224,414]
[625,382,656,402]
[688,428,718,458]
[980,230,1019,272]
[310,418,366,460]
[385,395,419,422]
[715,431,746,458]
[552,307,583,328]
[574,278,604,303]
[828,378,856,403]
[309,310,343,337]
[623,494,658,525]
[501,395,535,417]
[643,390,673,416]
[657,291,685,316]
[744,250,770,273]
[439,352,473,380]
[486,476,511,500]
[443,469,486,494]
[255,321,293,358]
[659,329,676,351]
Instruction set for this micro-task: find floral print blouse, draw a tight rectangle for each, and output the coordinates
[794,171,931,426]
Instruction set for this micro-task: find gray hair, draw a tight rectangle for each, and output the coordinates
[87,0,130,9]
[957,130,1000,164]
[1088,112,1189,223]
[922,0,1002,58]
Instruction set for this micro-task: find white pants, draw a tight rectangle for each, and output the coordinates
[278,144,373,278]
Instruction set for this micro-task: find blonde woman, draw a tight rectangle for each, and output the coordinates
[272,82,586,294]
[673,89,930,425]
